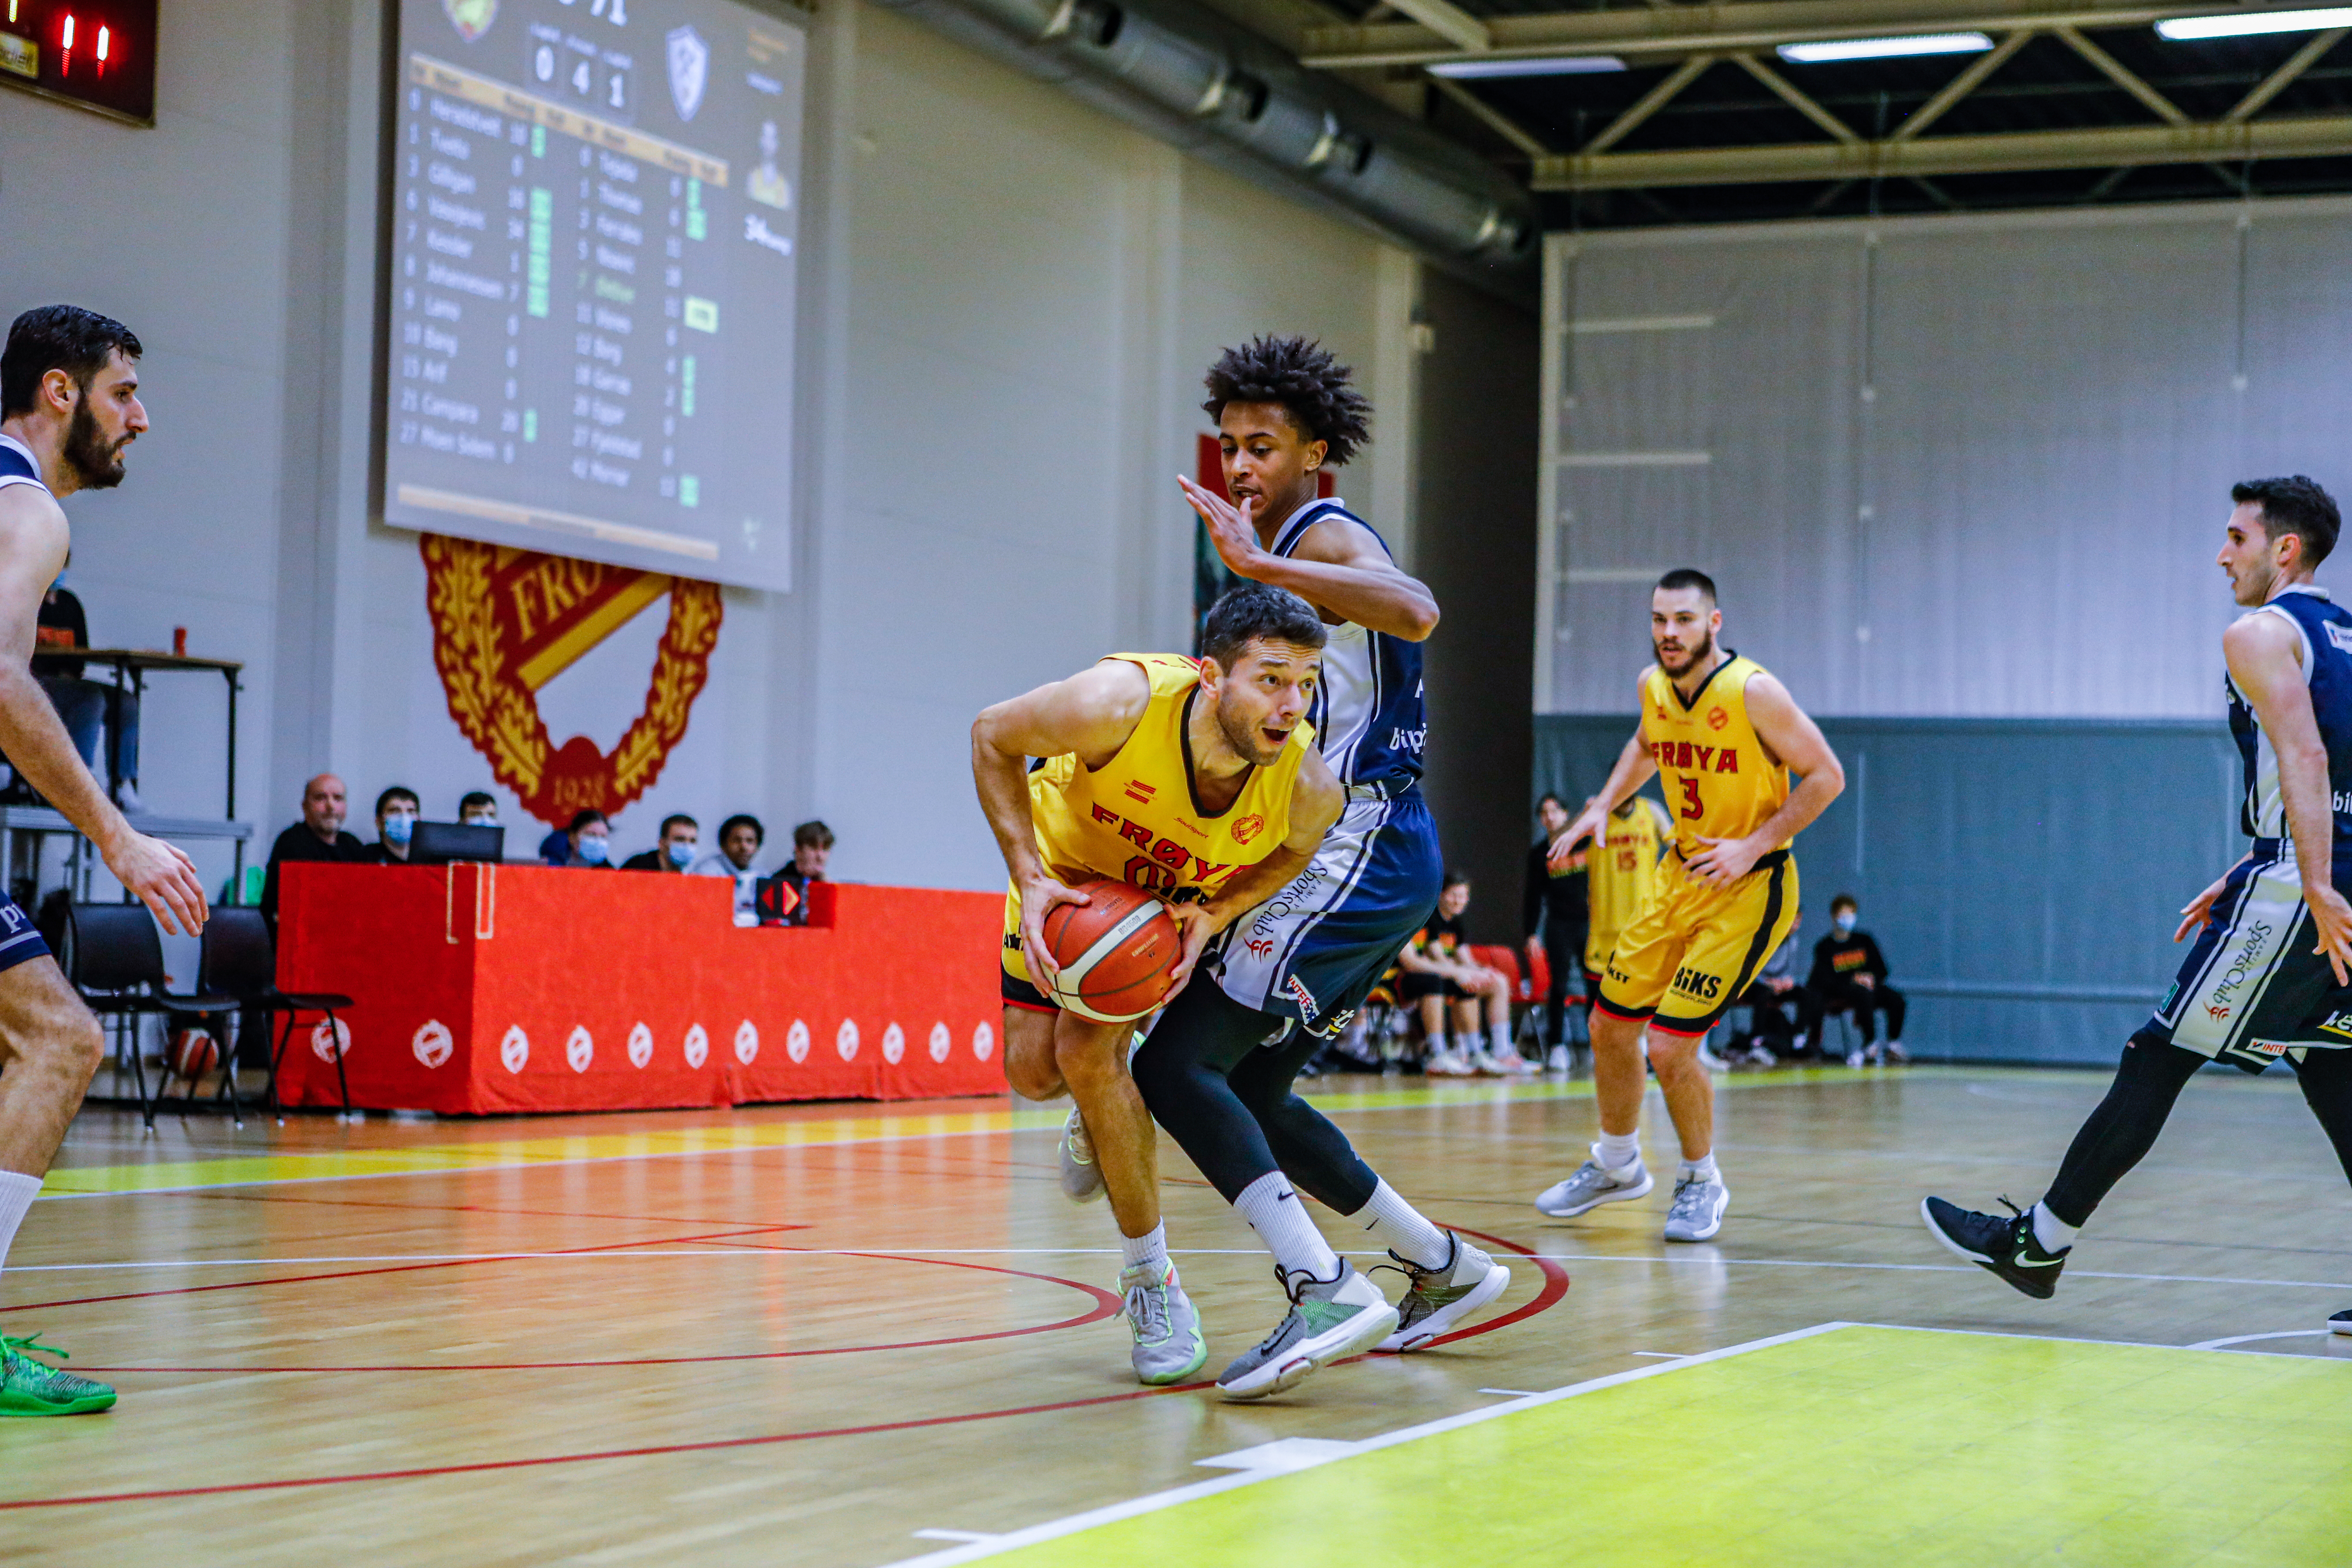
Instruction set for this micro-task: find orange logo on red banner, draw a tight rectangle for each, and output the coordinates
[421,533,723,828]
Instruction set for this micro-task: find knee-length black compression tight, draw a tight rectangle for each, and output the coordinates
[1130,978,1380,1213]
[2040,1032,2208,1228]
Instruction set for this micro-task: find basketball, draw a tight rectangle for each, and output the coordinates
[167,1028,219,1080]
[1039,879,1184,1023]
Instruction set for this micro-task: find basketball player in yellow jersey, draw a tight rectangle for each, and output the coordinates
[972,583,1346,1385]
[1582,793,1672,1007]
[1537,569,1844,1241]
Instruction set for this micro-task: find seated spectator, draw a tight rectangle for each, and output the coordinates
[622,813,698,872]
[1804,894,1908,1066]
[1397,870,1529,1077]
[364,786,420,864]
[542,808,612,869]
[457,790,498,827]
[260,773,369,928]
[32,561,140,811]
[693,813,765,921]
[774,819,833,923]
[1731,910,1805,1066]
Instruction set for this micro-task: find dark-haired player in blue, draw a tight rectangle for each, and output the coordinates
[1926,476,2352,1333]
[1120,336,1508,1399]
[0,305,209,1415]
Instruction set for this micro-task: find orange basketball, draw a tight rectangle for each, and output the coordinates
[1039,879,1184,1023]
[168,1028,219,1079]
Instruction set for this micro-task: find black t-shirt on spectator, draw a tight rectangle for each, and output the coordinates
[37,587,86,680]
[1808,930,1889,992]
[1414,910,1467,961]
[619,849,674,871]
[1523,839,1588,944]
[260,823,369,927]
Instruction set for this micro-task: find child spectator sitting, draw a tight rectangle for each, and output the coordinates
[1398,870,1532,1076]
[1804,894,1908,1066]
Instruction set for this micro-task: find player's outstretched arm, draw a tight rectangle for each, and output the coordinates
[970,661,1152,984]
[0,490,205,934]
[1551,716,1658,868]
[1178,477,1439,641]
[1687,673,1846,888]
[2225,611,2352,982]
[1165,747,1346,993]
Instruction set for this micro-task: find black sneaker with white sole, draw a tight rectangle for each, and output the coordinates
[1920,1195,2068,1300]
[2330,1307,2352,1336]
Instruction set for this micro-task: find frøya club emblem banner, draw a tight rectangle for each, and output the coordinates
[442,0,496,45]
[421,533,723,828]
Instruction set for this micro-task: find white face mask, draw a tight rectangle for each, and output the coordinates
[1833,912,1857,935]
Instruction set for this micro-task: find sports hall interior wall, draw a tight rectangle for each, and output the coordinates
[1534,714,2239,1066]
[0,0,1464,927]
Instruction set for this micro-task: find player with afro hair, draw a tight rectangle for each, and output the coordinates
[1200,334,1372,468]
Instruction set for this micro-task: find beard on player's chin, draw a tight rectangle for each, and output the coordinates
[63,402,129,491]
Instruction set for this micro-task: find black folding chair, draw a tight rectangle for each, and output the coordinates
[64,902,236,1132]
[197,907,355,1123]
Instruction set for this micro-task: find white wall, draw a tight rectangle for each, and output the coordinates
[1538,200,2352,720]
[0,0,1421,900]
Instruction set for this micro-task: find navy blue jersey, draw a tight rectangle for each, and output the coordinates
[1268,498,1424,795]
[0,435,46,493]
[2228,585,2352,851]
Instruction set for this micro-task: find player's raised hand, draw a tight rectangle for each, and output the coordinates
[1687,833,1763,888]
[1177,476,1268,579]
[1162,900,1220,996]
[1548,797,1609,869]
[2173,873,2232,942]
[1017,871,1088,987]
[2309,880,2352,986]
[103,829,208,936]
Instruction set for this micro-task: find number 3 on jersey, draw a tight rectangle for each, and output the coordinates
[1677,777,1705,820]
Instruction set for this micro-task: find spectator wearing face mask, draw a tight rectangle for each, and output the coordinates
[622,814,698,872]
[1804,894,1907,1066]
[365,786,421,863]
[542,808,612,869]
[457,791,498,827]
[693,813,765,921]
[261,772,372,928]
[773,819,833,925]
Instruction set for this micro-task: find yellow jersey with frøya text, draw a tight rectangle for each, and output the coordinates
[1639,653,1789,861]
[1028,653,1314,903]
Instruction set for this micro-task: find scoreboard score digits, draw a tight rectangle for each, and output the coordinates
[0,0,158,126]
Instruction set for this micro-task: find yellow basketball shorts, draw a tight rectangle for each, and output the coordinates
[1595,850,1798,1038]
[999,883,1057,1014]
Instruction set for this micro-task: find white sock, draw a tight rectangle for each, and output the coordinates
[1352,1178,1452,1269]
[1433,1032,1455,1058]
[1234,1171,1340,1279]
[2030,1202,2077,1253]
[1679,1152,1720,1184]
[1594,1131,1642,1174]
[0,1171,39,1274]
[1120,1222,1168,1272]
[1488,1021,1511,1056]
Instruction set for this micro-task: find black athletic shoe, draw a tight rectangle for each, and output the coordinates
[2330,1308,2352,1336]
[1920,1195,2069,1300]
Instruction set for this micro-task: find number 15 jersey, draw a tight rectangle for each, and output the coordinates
[1640,653,1788,861]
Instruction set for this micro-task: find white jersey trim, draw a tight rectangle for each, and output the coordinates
[0,433,47,495]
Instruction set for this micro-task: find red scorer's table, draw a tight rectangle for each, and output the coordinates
[272,864,1006,1114]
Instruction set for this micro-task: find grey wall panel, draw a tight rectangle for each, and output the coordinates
[1533,714,2240,1064]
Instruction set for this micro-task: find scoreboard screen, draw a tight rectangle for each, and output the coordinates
[0,0,159,126]
[383,0,805,594]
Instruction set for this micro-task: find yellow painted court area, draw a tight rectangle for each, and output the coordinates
[975,1326,2352,1568]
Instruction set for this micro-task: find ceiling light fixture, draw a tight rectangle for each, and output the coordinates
[1427,55,1627,78]
[2156,6,2352,39]
[1776,32,1995,62]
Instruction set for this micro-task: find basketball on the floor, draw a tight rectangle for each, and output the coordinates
[1040,879,1183,1023]
[167,1028,219,1079]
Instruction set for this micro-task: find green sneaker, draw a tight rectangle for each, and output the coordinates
[0,1333,116,1416]
[1376,1234,1512,1353]
[1216,1260,1399,1401]
[1118,1259,1208,1385]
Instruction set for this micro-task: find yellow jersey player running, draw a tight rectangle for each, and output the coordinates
[971,583,1345,1385]
[1535,569,1844,1241]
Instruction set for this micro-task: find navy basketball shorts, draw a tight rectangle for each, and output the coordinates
[0,894,50,977]
[2147,838,2352,1071]
[1210,791,1443,1038]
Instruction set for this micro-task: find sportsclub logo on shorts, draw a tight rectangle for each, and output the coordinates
[2204,918,2274,1021]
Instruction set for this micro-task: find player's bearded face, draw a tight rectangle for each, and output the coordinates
[1653,616,1714,674]
[62,383,132,491]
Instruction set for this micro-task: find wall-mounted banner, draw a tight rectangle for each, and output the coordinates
[422,533,722,827]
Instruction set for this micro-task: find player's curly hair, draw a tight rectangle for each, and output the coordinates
[1201,335,1372,468]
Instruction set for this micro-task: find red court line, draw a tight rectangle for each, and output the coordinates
[0,1380,1218,1512]
[1401,1225,1571,1351]
[76,1253,1121,1372]
[0,1224,805,1315]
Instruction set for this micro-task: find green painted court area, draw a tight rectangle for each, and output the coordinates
[986,1326,2352,1567]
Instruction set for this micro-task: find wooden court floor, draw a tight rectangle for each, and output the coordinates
[3,1064,2349,1565]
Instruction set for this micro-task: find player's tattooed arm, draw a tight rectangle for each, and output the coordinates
[1177,478,1440,641]
[970,661,1153,983]
[1551,700,1660,868]
[1165,747,1347,992]
[1687,673,1847,888]
[0,489,205,934]
[2225,609,2352,982]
